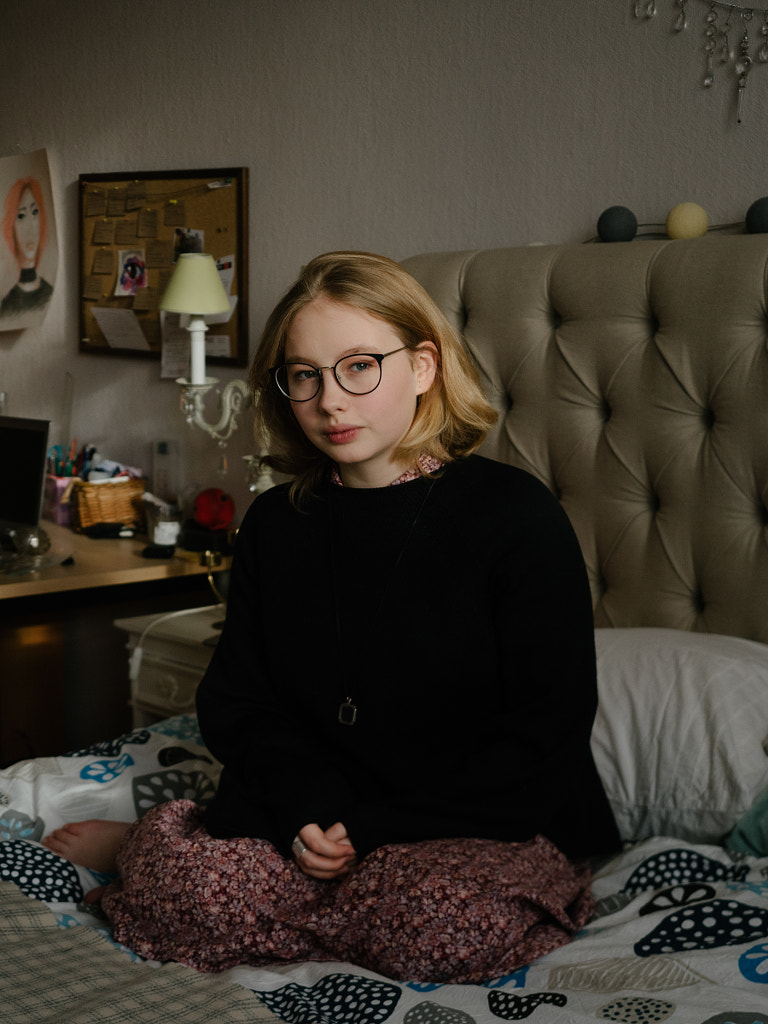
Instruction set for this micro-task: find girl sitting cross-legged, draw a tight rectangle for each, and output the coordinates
[44,251,619,984]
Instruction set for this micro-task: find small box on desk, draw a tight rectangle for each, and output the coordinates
[43,475,71,526]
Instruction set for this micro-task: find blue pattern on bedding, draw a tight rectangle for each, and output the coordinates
[80,753,135,783]
[0,808,44,841]
[479,969,527,989]
[738,940,768,983]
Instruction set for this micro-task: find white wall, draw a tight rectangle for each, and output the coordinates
[2,0,767,517]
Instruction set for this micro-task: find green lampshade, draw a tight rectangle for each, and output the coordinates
[160,253,230,315]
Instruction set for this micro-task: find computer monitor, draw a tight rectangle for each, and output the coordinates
[0,415,51,535]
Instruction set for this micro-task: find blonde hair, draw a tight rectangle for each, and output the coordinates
[249,251,496,502]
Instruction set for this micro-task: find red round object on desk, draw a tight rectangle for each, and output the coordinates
[193,488,235,530]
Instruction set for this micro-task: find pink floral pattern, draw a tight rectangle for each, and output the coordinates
[331,453,444,487]
[102,800,593,983]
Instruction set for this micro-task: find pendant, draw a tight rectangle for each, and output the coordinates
[338,698,358,726]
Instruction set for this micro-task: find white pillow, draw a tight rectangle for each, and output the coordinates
[591,628,768,845]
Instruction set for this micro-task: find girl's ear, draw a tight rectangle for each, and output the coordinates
[414,341,438,395]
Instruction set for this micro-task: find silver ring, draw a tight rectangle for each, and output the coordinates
[292,836,307,858]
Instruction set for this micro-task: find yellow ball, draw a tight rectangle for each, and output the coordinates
[665,202,708,239]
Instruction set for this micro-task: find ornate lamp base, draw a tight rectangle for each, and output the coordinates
[177,377,250,443]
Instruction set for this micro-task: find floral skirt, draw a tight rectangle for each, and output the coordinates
[102,799,594,984]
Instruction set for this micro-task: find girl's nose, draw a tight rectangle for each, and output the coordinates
[316,369,349,411]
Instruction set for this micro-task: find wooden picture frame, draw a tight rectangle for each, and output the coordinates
[78,167,248,366]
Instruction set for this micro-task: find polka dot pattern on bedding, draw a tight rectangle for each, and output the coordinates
[622,849,749,895]
[0,841,83,902]
[255,972,402,1023]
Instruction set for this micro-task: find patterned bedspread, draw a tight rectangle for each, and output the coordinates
[1,716,768,1024]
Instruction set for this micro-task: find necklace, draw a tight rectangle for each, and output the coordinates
[329,475,437,726]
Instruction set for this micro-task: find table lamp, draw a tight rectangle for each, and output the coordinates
[159,253,249,442]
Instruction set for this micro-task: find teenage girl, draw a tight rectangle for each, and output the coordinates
[44,251,619,983]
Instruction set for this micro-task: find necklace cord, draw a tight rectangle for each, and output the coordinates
[329,478,436,725]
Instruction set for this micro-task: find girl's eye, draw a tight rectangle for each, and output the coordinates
[291,367,318,383]
[347,358,376,374]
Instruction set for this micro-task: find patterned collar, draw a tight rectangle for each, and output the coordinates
[331,453,444,487]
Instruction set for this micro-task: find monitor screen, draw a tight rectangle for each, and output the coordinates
[0,415,50,531]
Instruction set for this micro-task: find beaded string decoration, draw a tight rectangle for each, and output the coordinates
[635,0,768,123]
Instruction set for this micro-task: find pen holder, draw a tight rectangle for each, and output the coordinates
[43,475,72,526]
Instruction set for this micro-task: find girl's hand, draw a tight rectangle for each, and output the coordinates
[292,822,357,880]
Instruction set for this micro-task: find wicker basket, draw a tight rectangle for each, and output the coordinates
[62,477,146,531]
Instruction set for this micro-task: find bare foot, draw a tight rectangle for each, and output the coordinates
[84,885,107,906]
[42,820,132,873]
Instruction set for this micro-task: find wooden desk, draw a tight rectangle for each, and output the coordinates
[0,522,230,766]
[0,522,227,600]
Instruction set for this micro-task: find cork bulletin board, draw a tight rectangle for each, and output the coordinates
[78,167,248,367]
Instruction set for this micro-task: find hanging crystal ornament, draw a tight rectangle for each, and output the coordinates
[634,0,657,17]
[674,0,689,32]
[719,7,732,64]
[703,3,718,87]
[736,10,754,123]
[642,0,768,120]
[759,11,768,62]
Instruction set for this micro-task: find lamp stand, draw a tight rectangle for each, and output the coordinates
[175,315,249,442]
[177,377,250,443]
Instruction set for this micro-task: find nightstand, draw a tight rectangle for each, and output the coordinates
[114,605,223,727]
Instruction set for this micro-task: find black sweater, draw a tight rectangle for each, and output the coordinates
[197,455,620,861]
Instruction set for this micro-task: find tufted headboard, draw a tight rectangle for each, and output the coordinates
[402,236,768,644]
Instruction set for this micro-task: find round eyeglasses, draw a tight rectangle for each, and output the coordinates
[270,347,408,402]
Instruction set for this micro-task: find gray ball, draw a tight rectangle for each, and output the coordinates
[745,197,768,233]
[597,206,638,242]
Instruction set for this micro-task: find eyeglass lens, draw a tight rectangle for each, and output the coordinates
[276,354,383,400]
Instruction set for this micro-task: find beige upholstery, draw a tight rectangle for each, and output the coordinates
[402,236,768,643]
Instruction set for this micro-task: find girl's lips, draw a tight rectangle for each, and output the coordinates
[325,427,360,444]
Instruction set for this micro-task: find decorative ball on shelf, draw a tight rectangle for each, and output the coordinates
[193,488,235,531]
[665,202,708,239]
[745,197,768,234]
[597,206,638,242]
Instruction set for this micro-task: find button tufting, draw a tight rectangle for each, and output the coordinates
[702,408,716,430]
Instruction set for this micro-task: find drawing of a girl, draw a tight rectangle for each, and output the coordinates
[0,177,53,318]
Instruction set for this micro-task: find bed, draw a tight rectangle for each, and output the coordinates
[3,234,768,1023]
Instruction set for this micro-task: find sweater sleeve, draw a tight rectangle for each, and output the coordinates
[477,477,615,855]
[196,495,357,856]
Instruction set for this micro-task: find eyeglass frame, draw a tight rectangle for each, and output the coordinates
[269,346,409,402]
